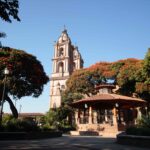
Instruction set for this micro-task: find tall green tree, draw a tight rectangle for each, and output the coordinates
[0,47,49,118]
[0,32,6,38]
[116,59,143,96]
[136,49,150,102]
[143,49,150,83]
[0,0,20,23]
[66,69,100,97]
[0,0,20,42]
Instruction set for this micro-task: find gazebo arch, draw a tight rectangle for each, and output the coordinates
[57,62,64,76]
[57,47,64,57]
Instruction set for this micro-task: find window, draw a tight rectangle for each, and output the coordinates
[57,62,64,76]
[61,85,65,90]
[73,62,76,71]
[58,48,64,57]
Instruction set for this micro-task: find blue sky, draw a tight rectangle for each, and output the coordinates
[1,0,150,113]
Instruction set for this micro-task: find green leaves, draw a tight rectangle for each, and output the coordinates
[143,49,150,83]
[0,0,20,23]
[66,54,150,102]
[0,47,49,99]
[66,69,97,96]
[0,32,6,38]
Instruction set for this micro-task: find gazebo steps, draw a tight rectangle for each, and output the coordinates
[70,130,118,137]
[70,131,99,136]
[70,124,119,137]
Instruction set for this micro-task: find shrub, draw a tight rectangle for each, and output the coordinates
[126,115,150,136]
[126,126,150,136]
[41,124,56,132]
[1,117,40,132]
[137,115,150,128]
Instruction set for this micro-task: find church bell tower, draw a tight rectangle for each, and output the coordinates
[50,29,84,108]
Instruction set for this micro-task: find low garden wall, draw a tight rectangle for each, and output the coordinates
[117,132,150,148]
[0,131,62,140]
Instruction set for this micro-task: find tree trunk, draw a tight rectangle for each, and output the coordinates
[5,95,18,118]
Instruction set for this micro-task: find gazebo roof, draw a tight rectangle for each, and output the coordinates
[71,93,147,108]
[95,84,115,90]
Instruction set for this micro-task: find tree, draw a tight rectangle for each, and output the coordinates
[116,58,143,96]
[44,90,84,129]
[0,32,6,38]
[143,48,150,84]
[136,49,150,102]
[67,62,118,97]
[0,0,20,43]
[0,47,49,118]
[0,0,20,23]
[66,69,98,97]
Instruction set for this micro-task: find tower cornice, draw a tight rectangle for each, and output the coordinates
[52,56,69,61]
[50,76,70,81]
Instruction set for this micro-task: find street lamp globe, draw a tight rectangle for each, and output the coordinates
[4,67,9,75]
[115,103,119,108]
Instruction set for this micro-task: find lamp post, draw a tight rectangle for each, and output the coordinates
[0,67,9,125]
[115,103,121,124]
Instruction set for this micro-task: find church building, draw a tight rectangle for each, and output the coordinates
[50,29,84,108]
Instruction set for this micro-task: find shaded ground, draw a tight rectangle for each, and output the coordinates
[0,135,149,150]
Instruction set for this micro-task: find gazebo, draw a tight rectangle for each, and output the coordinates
[70,84,147,136]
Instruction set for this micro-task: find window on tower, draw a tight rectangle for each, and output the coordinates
[73,62,76,71]
[57,62,64,76]
[58,48,64,57]
[61,85,65,90]
[73,50,78,59]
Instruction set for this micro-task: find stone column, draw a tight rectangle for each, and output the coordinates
[93,111,97,124]
[88,106,92,124]
[105,110,108,122]
[75,110,79,125]
[137,107,142,120]
[113,108,117,125]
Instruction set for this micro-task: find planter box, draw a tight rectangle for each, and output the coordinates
[0,131,62,140]
[117,132,150,148]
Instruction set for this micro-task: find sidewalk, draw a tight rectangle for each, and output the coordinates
[0,135,149,150]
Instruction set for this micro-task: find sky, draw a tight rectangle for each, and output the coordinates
[1,0,150,113]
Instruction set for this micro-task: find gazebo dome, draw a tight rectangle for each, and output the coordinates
[58,29,70,43]
[95,84,116,94]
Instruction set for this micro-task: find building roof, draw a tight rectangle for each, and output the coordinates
[18,113,44,117]
[95,84,115,89]
[71,93,146,108]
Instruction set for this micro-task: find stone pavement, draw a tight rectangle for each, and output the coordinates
[0,135,149,150]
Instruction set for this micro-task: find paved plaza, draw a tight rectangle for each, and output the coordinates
[0,135,149,150]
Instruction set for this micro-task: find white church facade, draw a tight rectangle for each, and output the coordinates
[50,29,84,108]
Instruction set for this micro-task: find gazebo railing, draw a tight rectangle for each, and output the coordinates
[79,116,88,124]
[79,114,114,125]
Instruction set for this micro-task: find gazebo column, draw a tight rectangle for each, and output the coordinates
[75,110,79,125]
[112,108,117,125]
[88,106,92,124]
[137,107,142,120]
[105,110,108,122]
[93,111,97,124]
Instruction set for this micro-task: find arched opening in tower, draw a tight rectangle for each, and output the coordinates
[58,48,64,57]
[57,62,64,76]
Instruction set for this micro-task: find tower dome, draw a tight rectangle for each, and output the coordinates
[58,29,70,43]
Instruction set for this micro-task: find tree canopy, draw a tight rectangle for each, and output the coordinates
[66,50,150,103]
[0,0,20,42]
[135,49,150,101]
[0,0,20,23]
[66,69,101,97]
[0,47,49,117]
